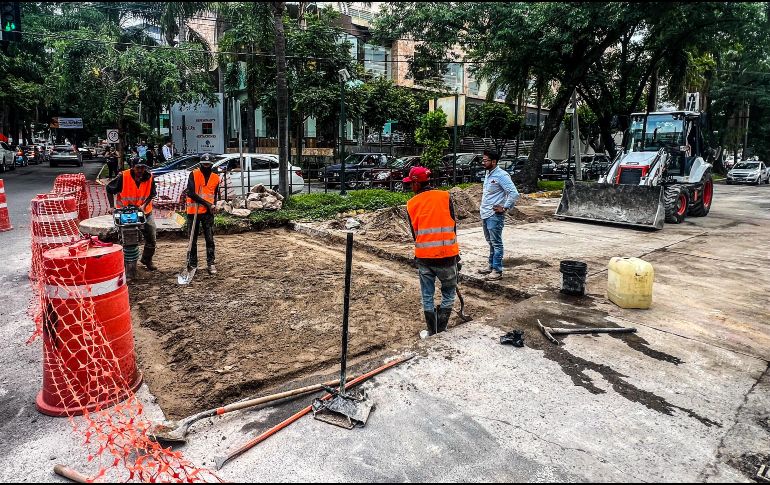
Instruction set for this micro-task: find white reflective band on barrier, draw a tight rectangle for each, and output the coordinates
[33,234,81,245]
[0,203,6,209]
[31,211,79,223]
[45,274,125,300]
[0,187,5,194]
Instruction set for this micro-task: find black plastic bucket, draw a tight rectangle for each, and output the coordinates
[560,260,588,296]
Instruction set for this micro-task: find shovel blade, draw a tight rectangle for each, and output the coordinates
[555,179,665,230]
[312,394,372,429]
[177,266,197,285]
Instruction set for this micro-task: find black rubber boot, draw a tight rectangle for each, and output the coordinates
[437,307,452,333]
[424,310,437,336]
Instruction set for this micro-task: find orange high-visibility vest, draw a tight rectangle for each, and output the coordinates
[186,169,220,214]
[116,169,153,214]
[406,189,459,259]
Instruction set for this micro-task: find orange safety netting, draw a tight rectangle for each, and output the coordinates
[27,176,220,483]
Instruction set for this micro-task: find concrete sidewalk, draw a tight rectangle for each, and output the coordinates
[1,183,768,482]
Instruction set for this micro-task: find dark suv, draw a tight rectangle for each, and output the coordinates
[320,153,393,189]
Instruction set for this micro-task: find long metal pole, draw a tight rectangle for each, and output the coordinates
[453,93,458,185]
[340,232,353,393]
[573,91,582,181]
[340,81,347,196]
[238,100,244,196]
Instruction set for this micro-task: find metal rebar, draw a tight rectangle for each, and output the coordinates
[339,231,353,393]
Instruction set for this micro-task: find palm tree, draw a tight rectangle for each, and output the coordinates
[273,2,289,197]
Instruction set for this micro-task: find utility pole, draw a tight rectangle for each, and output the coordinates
[572,90,582,181]
[743,101,750,160]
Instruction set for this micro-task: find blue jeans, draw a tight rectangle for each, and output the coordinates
[417,263,457,312]
[482,213,505,272]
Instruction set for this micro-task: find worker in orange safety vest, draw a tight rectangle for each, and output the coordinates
[185,153,220,275]
[106,156,157,270]
[404,166,460,337]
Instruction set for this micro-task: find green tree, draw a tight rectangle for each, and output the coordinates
[465,102,522,153]
[217,2,275,152]
[375,2,662,191]
[415,109,449,170]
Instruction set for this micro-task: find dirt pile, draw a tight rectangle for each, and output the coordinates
[356,205,413,242]
[448,184,532,225]
[129,230,510,418]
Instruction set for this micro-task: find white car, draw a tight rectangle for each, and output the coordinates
[0,142,15,172]
[726,161,770,185]
[207,154,305,195]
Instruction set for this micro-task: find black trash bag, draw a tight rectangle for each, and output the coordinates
[500,330,525,347]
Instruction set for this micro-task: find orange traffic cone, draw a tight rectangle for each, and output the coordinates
[0,179,12,232]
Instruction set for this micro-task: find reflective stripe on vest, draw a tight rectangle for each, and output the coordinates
[116,170,153,213]
[406,190,459,259]
[186,170,220,214]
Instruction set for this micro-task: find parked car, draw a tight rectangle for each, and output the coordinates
[151,154,213,176]
[580,154,612,180]
[320,153,393,190]
[442,153,483,183]
[371,156,422,191]
[207,153,305,195]
[25,145,44,164]
[540,159,559,179]
[49,145,82,167]
[0,142,15,172]
[726,161,770,185]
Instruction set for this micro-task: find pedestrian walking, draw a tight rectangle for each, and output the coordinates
[105,156,158,271]
[145,145,157,167]
[404,166,460,337]
[137,140,148,161]
[185,154,220,275]
[162,141,174,162]
[106,147,119,179]
[478,150,519,281]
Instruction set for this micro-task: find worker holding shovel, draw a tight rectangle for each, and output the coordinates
[185,154,220,276]
[404,166,460,337]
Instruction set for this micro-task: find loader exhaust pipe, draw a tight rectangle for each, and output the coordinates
[555,179,665,230]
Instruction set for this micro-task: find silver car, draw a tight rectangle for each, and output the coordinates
[726,161,770,185]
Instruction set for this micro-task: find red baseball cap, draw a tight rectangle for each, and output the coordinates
[403,166,431,183]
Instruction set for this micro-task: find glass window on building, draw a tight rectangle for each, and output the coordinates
[365,44,391,79]
[442,62,464,93]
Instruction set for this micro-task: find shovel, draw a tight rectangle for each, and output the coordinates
[177,205,198,285]
[148,378,351,445]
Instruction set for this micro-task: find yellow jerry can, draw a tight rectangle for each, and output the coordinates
[607,257,654,309]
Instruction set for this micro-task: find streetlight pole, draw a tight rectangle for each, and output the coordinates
[340,79,347,196]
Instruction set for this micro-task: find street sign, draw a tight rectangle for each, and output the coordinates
[106,129,119,143]
[686,93,700,112]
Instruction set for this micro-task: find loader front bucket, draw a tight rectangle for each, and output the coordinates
[555,180,665,230]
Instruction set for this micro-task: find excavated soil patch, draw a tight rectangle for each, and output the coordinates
[318,184,553,245]
[129,229,515,419]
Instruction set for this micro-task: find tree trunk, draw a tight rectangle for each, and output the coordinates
[525,86,574,192]
[272,2,289,197]
[117,115,125,170]
[598,115,617,159]
[646,67,659,112]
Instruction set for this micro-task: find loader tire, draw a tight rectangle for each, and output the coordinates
[688,169,713,217]
[664,185,689,224]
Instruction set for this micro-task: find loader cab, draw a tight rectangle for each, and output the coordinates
[626,111,703,176]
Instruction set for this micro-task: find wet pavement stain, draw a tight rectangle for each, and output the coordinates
[491,291,720,427]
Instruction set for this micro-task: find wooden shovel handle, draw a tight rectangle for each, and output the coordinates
[217,378,350,415]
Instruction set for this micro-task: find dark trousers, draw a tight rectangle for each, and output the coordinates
[107,161,119,178]
[187,212,215,267]
[140,214,157,263]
